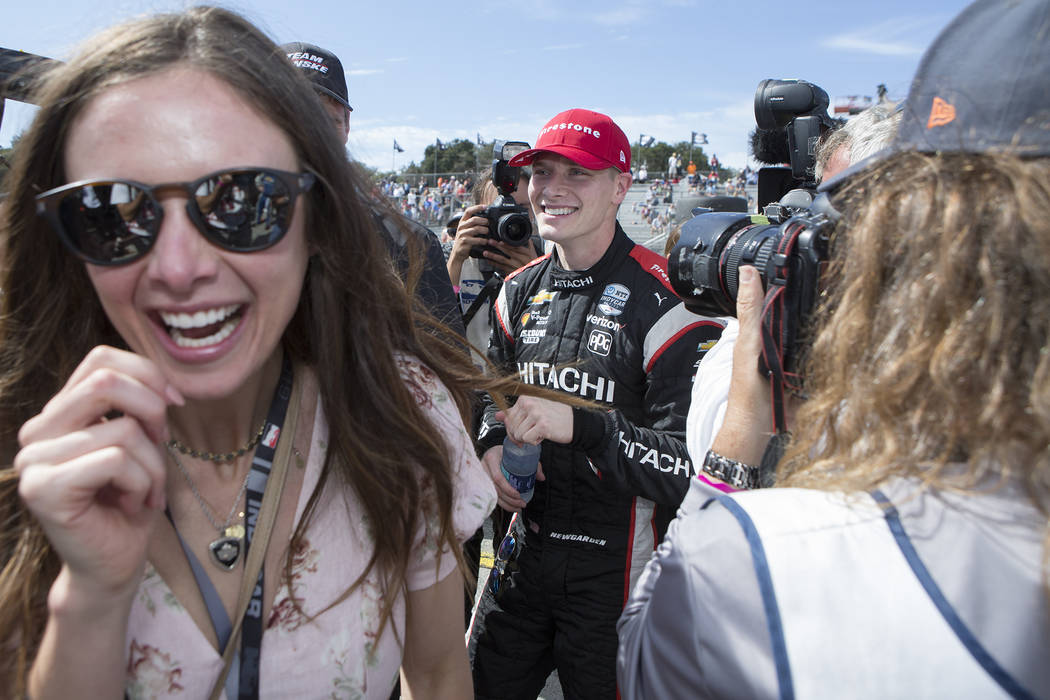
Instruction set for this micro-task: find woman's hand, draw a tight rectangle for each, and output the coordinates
[446,204,491,287]
[481,239,540,276]
[710,266,776,466]
[15,346,183,600]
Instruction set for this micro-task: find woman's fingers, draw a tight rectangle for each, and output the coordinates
[18,446,162,592]
[19,444,160,525]
[734,266,764,358]
[64,346,182,406]
[16,416,168,510]
[21,351,179,447]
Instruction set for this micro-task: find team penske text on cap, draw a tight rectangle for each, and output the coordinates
[508,109,631,173]
[280,41,353,112]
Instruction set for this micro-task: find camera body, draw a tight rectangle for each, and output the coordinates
[470,140,533,259]
[666,77,838,375]
[753,78,835,209]
[668,198,834,375]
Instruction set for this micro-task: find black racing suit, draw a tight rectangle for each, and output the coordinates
[471,224,725,699]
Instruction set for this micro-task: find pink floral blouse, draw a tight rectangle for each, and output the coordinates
[125,360,496,698]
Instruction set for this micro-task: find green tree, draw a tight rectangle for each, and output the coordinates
[405,138,480,176]
[632,140,711,176]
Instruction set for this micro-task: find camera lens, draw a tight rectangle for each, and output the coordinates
[497,212,532,246]
[721,223,778,301]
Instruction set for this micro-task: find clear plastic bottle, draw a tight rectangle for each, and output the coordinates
[500,436,541,503]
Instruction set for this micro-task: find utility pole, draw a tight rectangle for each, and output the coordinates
[433,138,442,187]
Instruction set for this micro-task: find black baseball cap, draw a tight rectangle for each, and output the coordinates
[820,0,1050,192]
[280,42,353,112]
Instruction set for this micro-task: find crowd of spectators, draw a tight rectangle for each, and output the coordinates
[375,174,474,226]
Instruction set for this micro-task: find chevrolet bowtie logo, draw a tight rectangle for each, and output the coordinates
[927,96,957,129]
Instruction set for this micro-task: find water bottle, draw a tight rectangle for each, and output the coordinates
[500,436,540,503]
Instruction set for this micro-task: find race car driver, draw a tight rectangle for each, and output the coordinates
[470,108,726,699]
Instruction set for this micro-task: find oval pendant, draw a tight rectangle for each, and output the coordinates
[210,536,242,571]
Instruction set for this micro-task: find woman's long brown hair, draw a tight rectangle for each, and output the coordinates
[778,152,1050,585]
[0,6,537,692]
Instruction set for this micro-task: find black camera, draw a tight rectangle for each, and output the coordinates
[470,140,533,259]
[753,78,836,210]
[668,200,835,376]
[668,79,840,377]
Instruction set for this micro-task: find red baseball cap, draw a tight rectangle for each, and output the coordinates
[508,108,631,173]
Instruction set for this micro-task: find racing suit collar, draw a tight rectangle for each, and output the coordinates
[548,221,631,291]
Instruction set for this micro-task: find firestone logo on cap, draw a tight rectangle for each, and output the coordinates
[540,121,603,139]
[511,108,631,173]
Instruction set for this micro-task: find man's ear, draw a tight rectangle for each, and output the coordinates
[612,170,633,203]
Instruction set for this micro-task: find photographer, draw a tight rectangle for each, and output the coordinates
[683,100,901,473]
[447,169,543,368]
[618,1,1050,697]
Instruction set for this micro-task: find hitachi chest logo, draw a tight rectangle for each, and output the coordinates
[553,276,594,289]
[517,362,615,402]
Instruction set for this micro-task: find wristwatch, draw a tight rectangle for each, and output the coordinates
[701,449,761,490]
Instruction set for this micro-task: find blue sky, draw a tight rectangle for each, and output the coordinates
[1,0,973,173]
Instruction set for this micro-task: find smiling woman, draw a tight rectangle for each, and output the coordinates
[0,7,516,699]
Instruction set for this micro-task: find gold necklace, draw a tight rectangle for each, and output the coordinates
[167,420,267,463]
[167,446,251,571]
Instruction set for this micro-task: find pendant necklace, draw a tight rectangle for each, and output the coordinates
[167,445,252,571]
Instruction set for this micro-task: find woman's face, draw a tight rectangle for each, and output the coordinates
[64,67,310,401]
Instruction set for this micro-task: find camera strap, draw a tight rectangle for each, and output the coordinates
[462,274,502,327]
[758,219,806,436]
[759,281,790,434]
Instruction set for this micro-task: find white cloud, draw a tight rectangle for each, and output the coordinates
[348,68,383,76]
[822,35,921,57]
[821,15,946,57]
[540,43,585,51]
[593,5,645,26]
[615,98,758,171]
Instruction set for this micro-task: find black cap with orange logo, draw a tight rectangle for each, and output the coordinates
[821,0,1050,191]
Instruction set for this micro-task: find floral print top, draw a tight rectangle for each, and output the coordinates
[125,360,496,698]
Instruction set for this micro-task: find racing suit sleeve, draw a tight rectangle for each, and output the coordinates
[570,303,725,508]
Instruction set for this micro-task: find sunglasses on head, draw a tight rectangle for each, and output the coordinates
[36,167,316,266]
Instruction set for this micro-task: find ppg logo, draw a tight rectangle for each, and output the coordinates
[587,330,613,356]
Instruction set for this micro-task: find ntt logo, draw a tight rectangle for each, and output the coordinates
[540,122,601,139]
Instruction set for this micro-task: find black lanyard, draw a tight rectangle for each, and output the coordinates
[163,355,295,700]
[237,354,295,700]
